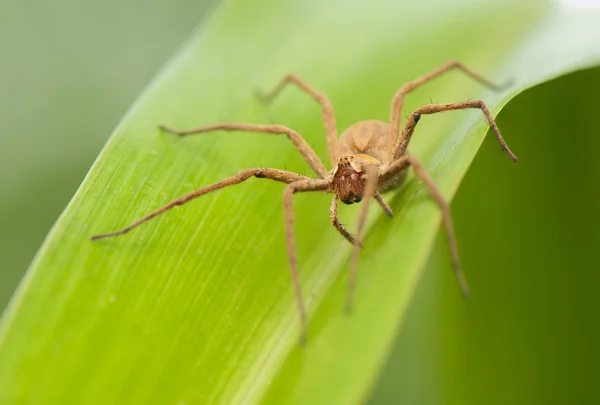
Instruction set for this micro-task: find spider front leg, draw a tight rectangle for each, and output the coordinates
[330,192,392,249]
[283,178,331,345]
[257,74,340,168]
[330,196,356,244]
[91,168,310,240]
[346,165,380,313]
[374,193,393,217]
[388,60,511,161]
[92,165,329,345]
[380,156,470,298]
[160,123,329,179]
[392,100,519,162]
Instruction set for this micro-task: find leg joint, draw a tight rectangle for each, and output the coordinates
[329,211,337,224]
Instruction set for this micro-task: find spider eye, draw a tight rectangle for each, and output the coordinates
[341,194,362,204]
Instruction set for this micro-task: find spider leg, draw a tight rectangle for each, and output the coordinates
[257,74,339,168]
[380,156,470,299]
[389,60,510,161]
[330,196,355,244]
[283,178,331,345]
[392,100,518,162]
[374,192,393,217]
[91,168,309,240]
[160,123,329,179]
[330,192,391,247]
[346,165,379,313]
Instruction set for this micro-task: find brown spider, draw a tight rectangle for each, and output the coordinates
[92,61,517,343]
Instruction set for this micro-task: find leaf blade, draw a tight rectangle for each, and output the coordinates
[2,1,600,404]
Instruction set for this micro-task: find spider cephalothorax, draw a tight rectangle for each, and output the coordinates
[92,61,518,344]
[332,155,379,204]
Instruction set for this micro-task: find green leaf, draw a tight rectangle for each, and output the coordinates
[1,0,600,404]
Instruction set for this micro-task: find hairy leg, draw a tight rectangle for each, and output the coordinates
[330,195,355,244]
[330,193,391,246]
[388,60,510,161]
[283,178,331,344]
[91,168,310,240]
[380,155,470,298]
[374,192,393,217]
[257,74,339,167]
[346,165,379,313]
[160,123,329,178]
[393,100,518,162]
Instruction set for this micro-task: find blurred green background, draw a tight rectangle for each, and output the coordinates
[0,0,216,309]
[2,0,600,404]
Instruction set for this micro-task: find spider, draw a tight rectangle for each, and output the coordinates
[92,61,517,344]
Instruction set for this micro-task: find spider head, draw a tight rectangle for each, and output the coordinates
[332,156,364,204]
[332,154,382,204]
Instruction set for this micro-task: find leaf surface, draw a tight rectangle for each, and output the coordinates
[1,1,600,404]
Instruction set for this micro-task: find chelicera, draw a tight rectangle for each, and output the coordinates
[92,61,518,343]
